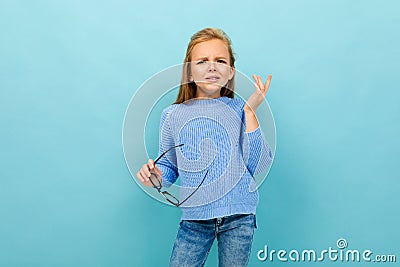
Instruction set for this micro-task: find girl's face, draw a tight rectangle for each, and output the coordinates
[189,39,234,98]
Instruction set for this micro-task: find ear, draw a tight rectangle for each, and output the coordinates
[228,66,235,80]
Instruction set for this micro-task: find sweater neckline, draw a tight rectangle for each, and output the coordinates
[186,96,231,103]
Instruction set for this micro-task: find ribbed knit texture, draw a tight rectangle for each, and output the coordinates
[156,96,273,220]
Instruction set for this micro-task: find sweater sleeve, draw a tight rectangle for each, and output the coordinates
[243,127,274,176]
[156,107,179,188]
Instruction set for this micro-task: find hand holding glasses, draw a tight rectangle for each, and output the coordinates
[136,144,208,207]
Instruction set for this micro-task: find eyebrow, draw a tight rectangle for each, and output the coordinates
[193,56,228,61]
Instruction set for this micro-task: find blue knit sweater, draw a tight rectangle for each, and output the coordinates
[156,96,273,220]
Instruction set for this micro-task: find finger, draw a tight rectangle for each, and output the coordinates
[257,75,265,92]
[148,172,156,183]
[260,75,267,91]
[138,169,147,182]
[138,170,148,183]
[265,74,272,88]
[253,74,263,92]
[136,171,144,183]
[144,164,152,176]
[141,164,151,179]
[253,81,261,92]
[148,159,154,169]
[263,75,272,94]
[254,75,260,85]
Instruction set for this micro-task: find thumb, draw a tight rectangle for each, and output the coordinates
[148,159,155,169]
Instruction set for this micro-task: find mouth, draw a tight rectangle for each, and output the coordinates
[204,76,220,82]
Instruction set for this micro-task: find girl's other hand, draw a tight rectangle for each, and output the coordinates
[136,159,162,187]
[245,74,272,113]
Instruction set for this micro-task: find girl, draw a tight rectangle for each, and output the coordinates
[136,28,273,267]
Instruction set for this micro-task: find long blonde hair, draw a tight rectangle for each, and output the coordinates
[175,28,236,104]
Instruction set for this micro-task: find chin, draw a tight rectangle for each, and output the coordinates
[197,88,221,98]
[198,83,223,93]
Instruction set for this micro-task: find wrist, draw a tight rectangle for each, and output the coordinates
[244,106,257,117]
[244,106,259,131]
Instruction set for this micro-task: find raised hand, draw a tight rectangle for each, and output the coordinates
[245,74,272,113]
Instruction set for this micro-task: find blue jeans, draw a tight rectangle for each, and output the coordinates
[170,214,257,267]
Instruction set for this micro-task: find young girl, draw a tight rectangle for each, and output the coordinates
[137,28,273,267]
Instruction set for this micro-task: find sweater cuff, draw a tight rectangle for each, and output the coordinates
[245,127,262,139]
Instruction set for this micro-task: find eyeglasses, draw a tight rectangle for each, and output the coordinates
[150,144,209,207]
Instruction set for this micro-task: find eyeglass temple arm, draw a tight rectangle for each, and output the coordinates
[177,169,209,207]
[153,144,184,164]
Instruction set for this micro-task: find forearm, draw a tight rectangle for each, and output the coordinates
[242,105,274,175]
[244,106,259,132]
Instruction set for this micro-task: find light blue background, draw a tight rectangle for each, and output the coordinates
[1,0,399,266]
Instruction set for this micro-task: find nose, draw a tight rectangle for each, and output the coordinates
[208,61,216,72]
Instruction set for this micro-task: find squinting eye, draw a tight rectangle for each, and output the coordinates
[217,59,227,64]
[196,60,206,65]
